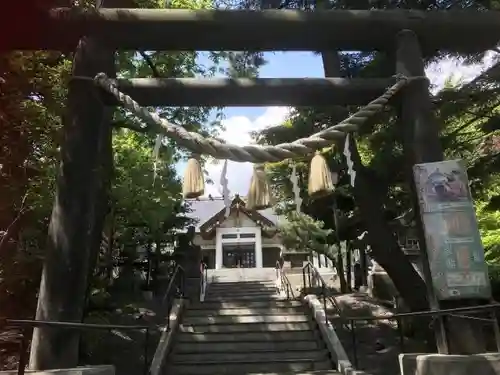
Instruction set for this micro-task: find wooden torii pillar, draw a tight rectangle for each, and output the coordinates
[396,29,492,355]
[28,0,122,370]
[396,29,449,354]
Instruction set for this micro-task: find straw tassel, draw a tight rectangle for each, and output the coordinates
[246,165,272,210]
[182,155,205,199]
[308,151,334,199]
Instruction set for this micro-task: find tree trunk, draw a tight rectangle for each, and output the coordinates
[28,34,115,372]
[345,241,352,292]
[351,152,430,311]
[360,247,368,287]
[336,246,347,293]
[319,47,425,304]
[153,236,162,295]
[331,195,348,293]
[145,239,153,290]
[356,186,429,312]
[106,208,115,284]
[319,41,431,311]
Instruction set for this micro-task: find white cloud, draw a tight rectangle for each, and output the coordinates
[425,51,496,93]
[203,53,497,197]
[204,106,290,197]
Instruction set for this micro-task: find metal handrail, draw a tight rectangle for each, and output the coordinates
[1,319,151,375]
[301,260,358,363]
[302,261,348,323]
[338,302,500,368]
[3,320,149,330]
[301,261,500,321]
[301,260,500,368]
[1,262,186,375]
[275,260,294,300]
[334,302,500,322]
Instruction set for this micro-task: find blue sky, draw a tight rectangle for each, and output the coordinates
[176,51,324,194]
[222,52,324,119]
[176,51,496,197]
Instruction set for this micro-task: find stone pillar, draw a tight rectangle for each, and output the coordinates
[182,244,202,301]
[215,229,223,269]
[177,228,201,301]
[255,228,263,268]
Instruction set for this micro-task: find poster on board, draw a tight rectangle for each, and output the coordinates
[413,159,491,300]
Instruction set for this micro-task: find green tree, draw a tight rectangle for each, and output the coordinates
[257,50,500,353]
[278,211,336,259]
[0,51,68,320]
[2,0,266,370]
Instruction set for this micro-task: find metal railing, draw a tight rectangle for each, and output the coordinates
[340,303,500,367]
[302,261,354,335]
[1,262,185,375]
[301,261,500,368]
[0,320,150,375]
[276,260,294,300]
[302,261,346,322]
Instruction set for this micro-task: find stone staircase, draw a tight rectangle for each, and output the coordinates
[166,278,339,374]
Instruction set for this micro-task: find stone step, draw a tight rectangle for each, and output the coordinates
[207,285,276,292]
[186,307,306,316]
[209,281,276,286]
[183,314,310,325]
[189,300,302,310]
[174,340,321,353]
[191,372,339,375]
[176,330,319,343]
[204,295,284,302]
[209,279,277,284]
[180,322,312,333]
[207,287,276,293]
[205,291,277,295]
[208,281,276,287]
[206,288,277,295]
[166,358,333,375]
[171,349,329,363]
[208,283,276,290]
[205,291,278,299]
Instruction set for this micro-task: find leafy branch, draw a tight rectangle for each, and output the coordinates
[278,211,338,260]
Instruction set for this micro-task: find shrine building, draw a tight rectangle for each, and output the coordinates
[186,194,333,270]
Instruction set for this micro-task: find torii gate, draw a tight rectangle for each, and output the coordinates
[5,1,500,370]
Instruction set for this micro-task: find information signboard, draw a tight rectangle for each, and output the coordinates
[413,159,491,300]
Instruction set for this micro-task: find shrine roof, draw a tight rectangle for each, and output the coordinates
[185,195,281,232]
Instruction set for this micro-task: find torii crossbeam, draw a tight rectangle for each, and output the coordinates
[5,8,500,53]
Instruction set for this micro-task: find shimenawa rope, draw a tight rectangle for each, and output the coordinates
[92,73,426,163]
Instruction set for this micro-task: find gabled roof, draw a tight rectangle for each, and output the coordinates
[185,195,282,232]
[199,195,275,233]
